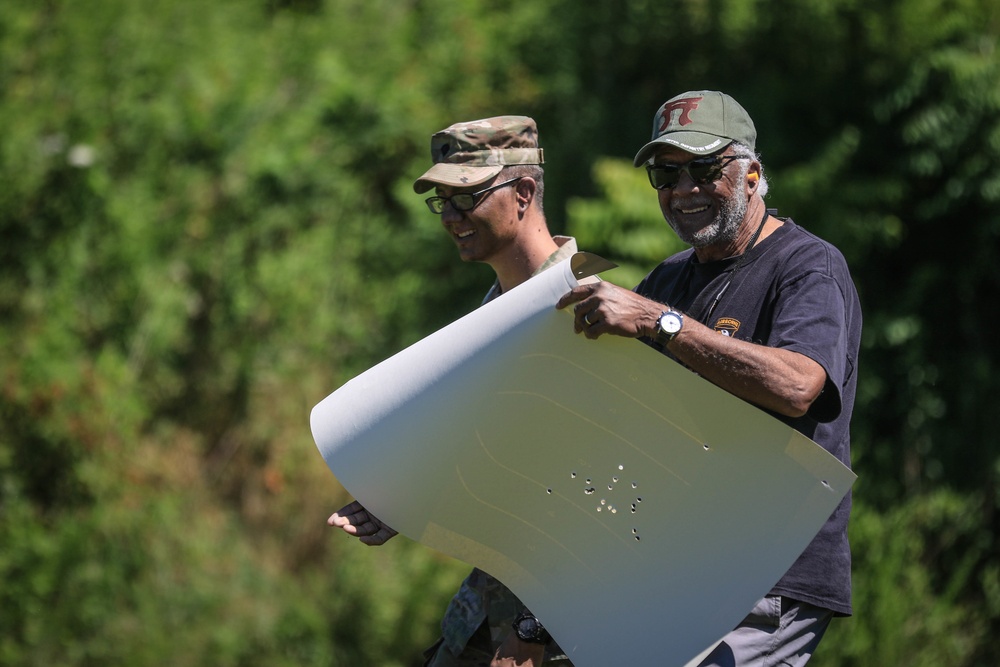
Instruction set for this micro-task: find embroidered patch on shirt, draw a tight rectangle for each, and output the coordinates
[713,317,741,337]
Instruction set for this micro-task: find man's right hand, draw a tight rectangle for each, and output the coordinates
[327,500,398,546]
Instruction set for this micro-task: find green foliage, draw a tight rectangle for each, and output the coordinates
[0,1,478,664]
[814,492,999,667]
[2,0,1000,664]
[0,441,467,666]
[566,158,685,289]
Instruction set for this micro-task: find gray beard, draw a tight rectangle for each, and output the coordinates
[668,189,748,249]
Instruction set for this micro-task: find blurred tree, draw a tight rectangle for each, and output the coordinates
[2,0,1000,664]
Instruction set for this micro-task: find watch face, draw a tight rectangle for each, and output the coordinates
[659,312,682,335]
[512,612,551,644]
[516,617,539,638]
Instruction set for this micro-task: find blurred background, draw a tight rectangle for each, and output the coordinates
[2,0,999,665]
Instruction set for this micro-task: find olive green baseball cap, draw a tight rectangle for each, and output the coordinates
[632,90,757,166]
[413,116,545,194]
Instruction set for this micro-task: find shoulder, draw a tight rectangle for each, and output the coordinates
[634,248,694,294]
[766,221,861,325]
[648,248,695,275]
[769,220,854,282]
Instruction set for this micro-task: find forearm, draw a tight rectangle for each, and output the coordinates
[665,319,825,417]
[557,283,827,418]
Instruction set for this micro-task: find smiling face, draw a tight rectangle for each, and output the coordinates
[652,145,755,256]
[435,176,522,264]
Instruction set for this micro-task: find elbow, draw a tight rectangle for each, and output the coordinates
[780,374,827,418]
[781,400,812,419]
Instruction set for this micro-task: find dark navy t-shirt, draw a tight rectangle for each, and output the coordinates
[634,218,862,616]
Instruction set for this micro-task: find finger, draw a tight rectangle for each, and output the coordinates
[329,500,364,521]
[339,522,362,536]
[329,502,371,528]
[328,511,354,527]
[328,511,362,528]
[329,513,366,533]
[572,302,597,332]
[360,525,398,546]
[339,518,379,538]
[583,320,604,339]
[555,285,593,310]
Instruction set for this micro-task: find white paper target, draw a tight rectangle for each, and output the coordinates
[311,253,855,667]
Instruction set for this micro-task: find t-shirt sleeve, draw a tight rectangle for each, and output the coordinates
[769,267,853,424]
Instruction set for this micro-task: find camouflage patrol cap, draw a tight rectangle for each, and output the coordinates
[412,116,544,194]
[633,90,757,166]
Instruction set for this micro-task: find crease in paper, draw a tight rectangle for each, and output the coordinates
[311,253,855,667]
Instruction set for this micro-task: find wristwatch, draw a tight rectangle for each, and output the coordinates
[653,309,684,349]
[512,610,552,645]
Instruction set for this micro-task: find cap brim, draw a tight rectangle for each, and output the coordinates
[632,132,734,166]
[412,163,504,194]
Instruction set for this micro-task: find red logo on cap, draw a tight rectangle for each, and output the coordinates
[658,96,703,133]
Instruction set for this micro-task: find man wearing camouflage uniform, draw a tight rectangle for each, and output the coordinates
[329,116,575,667]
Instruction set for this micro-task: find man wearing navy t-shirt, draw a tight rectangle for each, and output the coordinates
[558,90,862,666]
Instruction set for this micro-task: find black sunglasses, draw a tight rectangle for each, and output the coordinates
[425,177,524,214]
[646,155,742,190]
